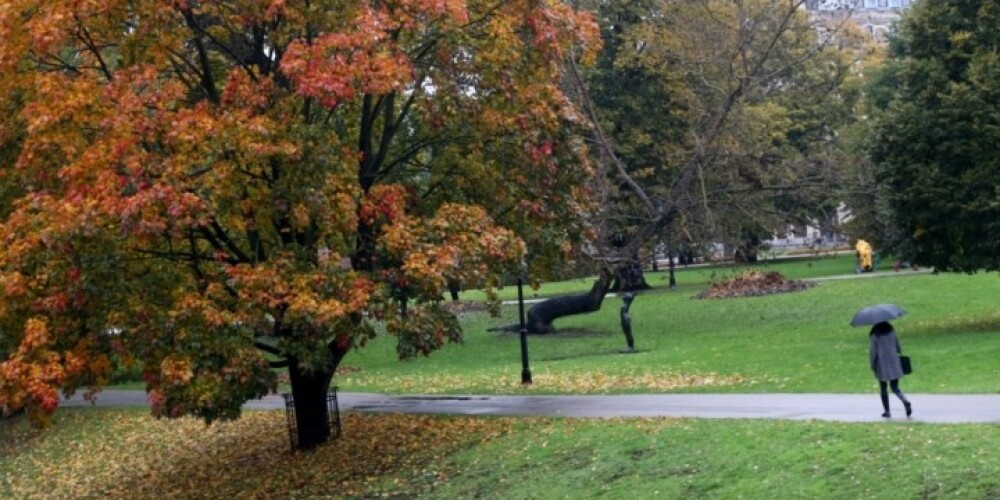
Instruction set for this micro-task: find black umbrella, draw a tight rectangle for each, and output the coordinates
[850,303,907,327]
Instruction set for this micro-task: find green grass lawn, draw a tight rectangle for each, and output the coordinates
[434,417,1000,499]
[4,408,1000,498]
[338,266,1000,395]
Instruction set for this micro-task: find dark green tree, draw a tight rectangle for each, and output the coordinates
[868,0,1000,272]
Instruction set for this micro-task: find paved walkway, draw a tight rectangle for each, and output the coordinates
[60,391,1000,424]
[806,269,933,281]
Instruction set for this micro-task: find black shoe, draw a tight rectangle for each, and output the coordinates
[881,412,891,418]
[904,402,912,417]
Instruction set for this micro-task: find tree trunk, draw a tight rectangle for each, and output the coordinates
[447,277,461,302]
[733,245,759,263]
[610,260,650,292]
[287,346,346,450]
[526,269,611,334]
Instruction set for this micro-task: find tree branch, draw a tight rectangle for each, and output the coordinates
[179,6,220,104]
[74,18,114,82]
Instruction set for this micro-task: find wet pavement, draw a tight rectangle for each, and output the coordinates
[61,391,1000,424]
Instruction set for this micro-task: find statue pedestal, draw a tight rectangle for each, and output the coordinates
[617,348,643,354]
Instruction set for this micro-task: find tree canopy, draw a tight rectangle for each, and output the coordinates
[0,0,600,446]
[575,0,863,263]
[867,0,1000,272]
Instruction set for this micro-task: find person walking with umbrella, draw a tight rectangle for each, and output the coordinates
[852,304,913,418]
[869,321,912,418]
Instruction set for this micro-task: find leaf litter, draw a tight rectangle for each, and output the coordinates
[1,410,517,499]
[694,271,815,300]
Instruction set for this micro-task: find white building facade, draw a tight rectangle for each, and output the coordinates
[805,0,912,9]
[804,0,912,41]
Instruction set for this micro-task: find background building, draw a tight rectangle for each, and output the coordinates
[805,0,911,42]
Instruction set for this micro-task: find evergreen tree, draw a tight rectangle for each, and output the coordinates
[869,0,1000,271]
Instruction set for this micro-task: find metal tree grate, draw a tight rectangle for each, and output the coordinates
[282,387,342,451]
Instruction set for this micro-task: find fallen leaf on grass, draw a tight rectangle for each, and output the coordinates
[340,369,760,394]
[1,410,518,499]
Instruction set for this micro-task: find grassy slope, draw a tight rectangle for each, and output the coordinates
[4,409,1000,499]
[434,418,1000,499]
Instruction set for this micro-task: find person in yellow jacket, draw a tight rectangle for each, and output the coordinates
[855,239,873,273]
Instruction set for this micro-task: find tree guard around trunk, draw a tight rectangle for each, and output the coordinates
[283,388,342,452]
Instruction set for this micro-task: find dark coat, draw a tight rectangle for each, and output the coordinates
[870,330,904,381]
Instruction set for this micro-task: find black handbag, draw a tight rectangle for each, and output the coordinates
[900,355,913,374]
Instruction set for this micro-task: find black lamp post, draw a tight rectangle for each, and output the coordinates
[517,276,533,385]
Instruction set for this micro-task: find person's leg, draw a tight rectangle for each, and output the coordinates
[879,381,890,417]
[890,379,912,416]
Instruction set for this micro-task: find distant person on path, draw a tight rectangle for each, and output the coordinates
[869,321,912,418]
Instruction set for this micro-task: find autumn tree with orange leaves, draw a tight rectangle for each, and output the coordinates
[0,0,599,448]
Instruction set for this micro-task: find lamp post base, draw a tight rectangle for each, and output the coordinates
[517,277,532,386]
